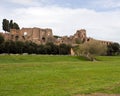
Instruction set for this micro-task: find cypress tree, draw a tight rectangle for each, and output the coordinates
[9,20,14,29]
[2,19,10,32]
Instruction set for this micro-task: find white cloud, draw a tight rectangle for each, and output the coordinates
[0,6,120,43]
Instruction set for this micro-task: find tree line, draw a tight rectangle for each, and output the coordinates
[73,40,120,61]
[0,34,119,57]
[0,35,71,55]
[2,19,20,32]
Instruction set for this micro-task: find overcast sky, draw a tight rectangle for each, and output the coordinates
[0,0,120,43]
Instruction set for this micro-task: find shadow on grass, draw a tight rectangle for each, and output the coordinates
[76,56,90,61]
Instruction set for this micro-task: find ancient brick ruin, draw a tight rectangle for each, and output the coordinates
[0,27,112,45]
[1,27,53,44]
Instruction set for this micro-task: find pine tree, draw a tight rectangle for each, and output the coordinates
[9,20,14,29]
[13,22,20,30]
[2,19,10,32]
[2,19,20,32]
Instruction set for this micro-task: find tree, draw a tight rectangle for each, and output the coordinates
[2,19,20,32]
[107,43,120,56]
[2,19,9,32]
[3,41,11,54]
[0,34,5,54]
[15,41,24,54]
[59,44,71,55]
[9,20,14,29]
[75,38,82,44]
[45,42,59,54]
[13,22,20,30]
[36,44,44,54]
[74,40,107,61]
[0,43,4,53]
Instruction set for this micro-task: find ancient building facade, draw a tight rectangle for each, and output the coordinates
[1,27,53,44]
[0,27,112,45]
[55,29,87,45]
[86,37,112,45]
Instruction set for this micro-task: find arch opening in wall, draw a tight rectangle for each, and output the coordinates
[15,36,19,41]
[22,36,25,40]
[42,37,45,42]
[24,32,27,36]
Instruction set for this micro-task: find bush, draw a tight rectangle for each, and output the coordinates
[74,40,107,61]
[107,43,120,56]
[0,41,71,55]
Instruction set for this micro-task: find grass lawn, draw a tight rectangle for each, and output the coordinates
[0,55,120,96]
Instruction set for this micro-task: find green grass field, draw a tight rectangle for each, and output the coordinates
[0,55,120,96]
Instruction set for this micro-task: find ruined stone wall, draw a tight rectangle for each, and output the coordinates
[87,37,112,45]
[1,28,112,46]
[1,28,88,45]
[74,29,87,42]
[57,29,87,45]
[8,27,53,44]
[0,32,11,41]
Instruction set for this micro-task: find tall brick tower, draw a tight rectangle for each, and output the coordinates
[74,29,87,43]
